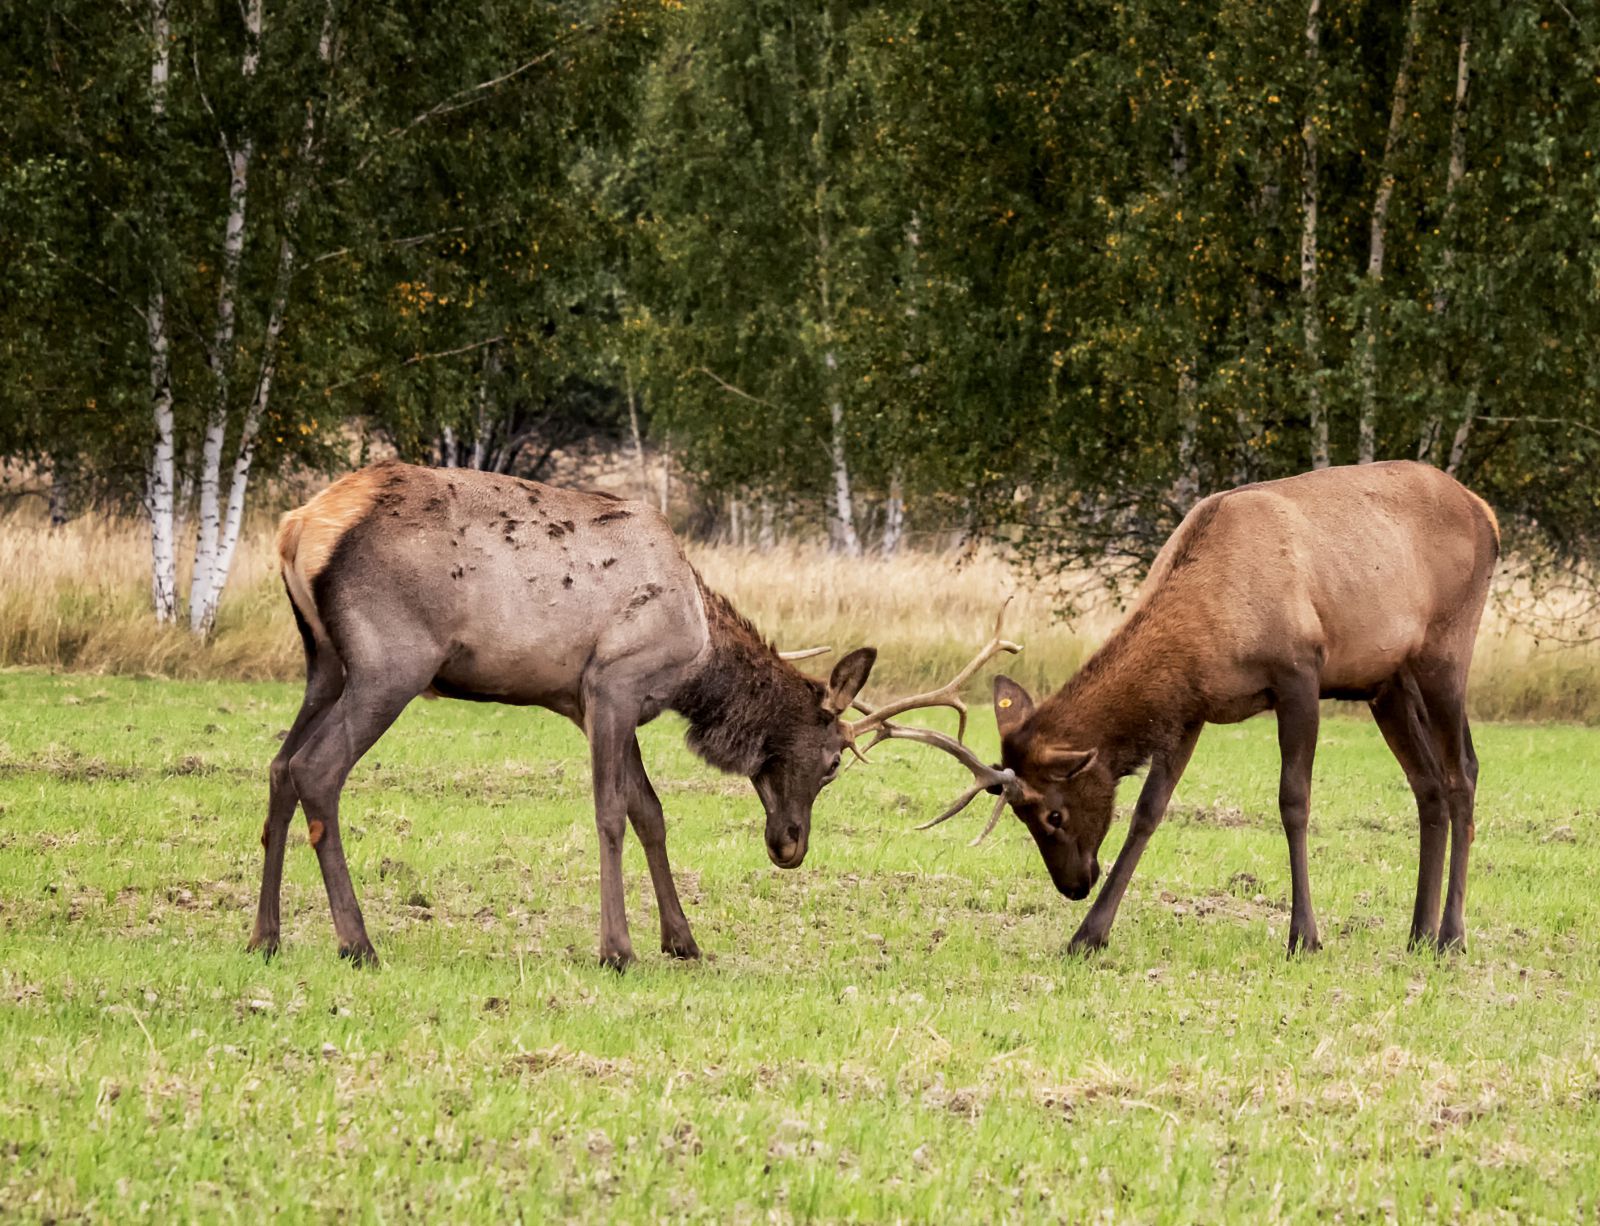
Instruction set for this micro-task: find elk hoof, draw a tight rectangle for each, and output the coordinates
[598,947,634,973]
[246,933,280,961]
[662,935,701,960]
[1066,929,1107,957]
[1436,929,1467,955]
[1286,931,1322,956]
[338,941,380,969]
[1406,930,1440,953]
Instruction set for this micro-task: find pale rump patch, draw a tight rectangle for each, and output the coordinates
[307,819,326,848]
[276,464,392,641]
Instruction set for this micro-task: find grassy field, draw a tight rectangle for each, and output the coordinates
[4,671,1600,1221]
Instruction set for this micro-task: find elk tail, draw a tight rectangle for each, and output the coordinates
[276,509,329,649]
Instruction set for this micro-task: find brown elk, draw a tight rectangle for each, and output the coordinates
[249,460,1009,969]
[916,462,1499,956]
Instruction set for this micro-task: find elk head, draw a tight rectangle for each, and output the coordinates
[753,648,877,868]
[989,676,1112,900]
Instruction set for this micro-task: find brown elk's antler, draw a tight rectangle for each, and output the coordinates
[846,599,1022,844]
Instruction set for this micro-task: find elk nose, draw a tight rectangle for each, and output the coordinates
[784,822,802,844]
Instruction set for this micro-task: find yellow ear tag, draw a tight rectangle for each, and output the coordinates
[998,698,1013,709]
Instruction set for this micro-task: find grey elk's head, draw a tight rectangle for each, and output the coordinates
[752,648,877,868]
[992,675,1113,900]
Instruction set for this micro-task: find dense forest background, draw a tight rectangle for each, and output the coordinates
[3,0,1599,631]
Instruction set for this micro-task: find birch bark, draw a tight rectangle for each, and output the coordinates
[193,0,337,636]
[189,0,264,631]
[146,0,179,623]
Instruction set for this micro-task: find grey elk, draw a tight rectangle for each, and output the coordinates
[248,460,1011,969]
[919,462,1500,957]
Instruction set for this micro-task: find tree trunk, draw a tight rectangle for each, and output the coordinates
[440,426,458,467]
[190,0,336,637]
[881,469,905,556]
[1300,0,1329,470]
[1419,25,1473,464]
[146,0,178,623]
[758,497,776,550]
[658,435,671,516]
[189,0,262,633]
[625,370,649,499]
[1446,384,1479,476]
[1357,0,1424,465]
[48,458,72,528]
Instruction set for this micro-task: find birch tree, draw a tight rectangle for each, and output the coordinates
[146,0,179,622]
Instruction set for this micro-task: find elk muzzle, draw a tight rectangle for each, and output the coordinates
[765,818,808,868]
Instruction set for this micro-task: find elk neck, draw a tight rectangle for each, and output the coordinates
[1030,590,1206,778]
[670,576,825,777]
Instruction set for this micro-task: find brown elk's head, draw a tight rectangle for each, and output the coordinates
[751,648,877,868]
[992,675,1112,900]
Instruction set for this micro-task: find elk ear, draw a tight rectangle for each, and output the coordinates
[993,675,1034,737]
[1037,746,1097,782]
[824,647,877,716]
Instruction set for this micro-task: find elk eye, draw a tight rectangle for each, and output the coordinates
[1045,810,1063,830]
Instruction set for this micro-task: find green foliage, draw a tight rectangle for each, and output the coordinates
[3,0,1600,566]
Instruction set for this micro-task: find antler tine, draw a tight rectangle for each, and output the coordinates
[914,778,994,830]
[970,792,1011,846]
[778,645,833,661]
[867,720,1018,835]
[846,597,1022,739]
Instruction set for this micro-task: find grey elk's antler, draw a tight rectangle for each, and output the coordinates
[845,598,1022,845]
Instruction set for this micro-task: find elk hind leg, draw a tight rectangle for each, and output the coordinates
[1275,673,1322,955]
[1416,665,1476,953]
[1369,674,1448,949]
[623,736,699,960]
[249,623,344,958]
[585,698,639,971]
[289,663,431,966]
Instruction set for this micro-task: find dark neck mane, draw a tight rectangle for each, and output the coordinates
[670,575,824,776]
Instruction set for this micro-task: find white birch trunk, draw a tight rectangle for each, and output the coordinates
[827,369,862,557]
[1357,0,1424,465]
[191,0,335,636]
[440,426,458,467]
[881,469,905,556]
[146,0,179,623]
[1419,26,1473,464]
[189,0,263,631]
[1300,0,1329,470]
[758,497,776,550]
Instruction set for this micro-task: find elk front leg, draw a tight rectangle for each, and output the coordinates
[1069,723,1202,954]
[586,702,637,971]
[623,737,699,959]
[1276,676,1322,955]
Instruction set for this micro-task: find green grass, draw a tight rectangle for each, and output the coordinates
[3,672,1600,1222]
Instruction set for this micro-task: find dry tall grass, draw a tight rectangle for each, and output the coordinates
[5,509,1600,721]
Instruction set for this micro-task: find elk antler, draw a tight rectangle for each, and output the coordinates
[844,599,1022,845]
[845,597,1021,744]
[778,646,833,661]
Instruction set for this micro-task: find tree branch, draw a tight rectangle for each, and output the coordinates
[323,335,505,394]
